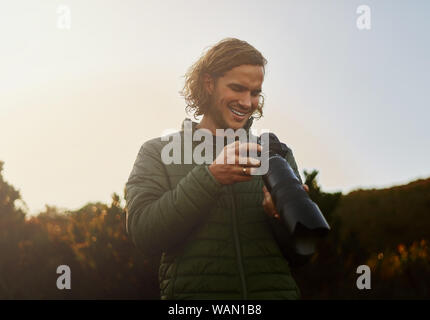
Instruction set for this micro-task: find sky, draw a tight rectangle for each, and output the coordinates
[1,0,429,216]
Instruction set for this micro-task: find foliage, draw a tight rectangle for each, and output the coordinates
[0,161,159,299]
[293,170,430,299]
[0,161,429,299]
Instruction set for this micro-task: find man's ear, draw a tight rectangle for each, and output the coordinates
[202,73,214,95]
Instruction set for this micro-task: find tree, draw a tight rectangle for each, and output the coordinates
[0,161,26,223]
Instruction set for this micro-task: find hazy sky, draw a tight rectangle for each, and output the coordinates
[1,0,429,215]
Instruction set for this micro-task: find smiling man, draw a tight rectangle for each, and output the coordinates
[125,38,306,299]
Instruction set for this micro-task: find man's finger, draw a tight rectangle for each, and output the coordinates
[237,142,262,155]
[264,191,275,209]
[229,166,252,182]
[237,166,256,176]
[236,157,261,166]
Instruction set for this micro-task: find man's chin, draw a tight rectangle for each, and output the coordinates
[216,116,249,131]
[227,119,248,130]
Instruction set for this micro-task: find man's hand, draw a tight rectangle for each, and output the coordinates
[208,141,261,185]
[262,184,309,219]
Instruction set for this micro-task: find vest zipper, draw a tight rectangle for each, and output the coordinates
[229,185,248,300]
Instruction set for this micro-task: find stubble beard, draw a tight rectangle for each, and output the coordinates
[206,94,229,130]
[209,98,249,131]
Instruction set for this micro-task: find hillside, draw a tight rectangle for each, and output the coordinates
[335,177,430,254]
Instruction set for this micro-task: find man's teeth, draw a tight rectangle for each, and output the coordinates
[230,108,246,116]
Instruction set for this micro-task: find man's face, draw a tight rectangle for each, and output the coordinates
[206,64,264,130]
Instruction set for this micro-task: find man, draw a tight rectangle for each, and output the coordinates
[125,38,308,299]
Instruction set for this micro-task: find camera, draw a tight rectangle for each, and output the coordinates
[258,132,330,261]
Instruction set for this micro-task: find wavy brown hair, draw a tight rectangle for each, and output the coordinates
[181,38,267,120]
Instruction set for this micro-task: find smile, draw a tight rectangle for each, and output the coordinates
[228,106,248,117]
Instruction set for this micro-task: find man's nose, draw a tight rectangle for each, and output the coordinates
[238,92,252,109]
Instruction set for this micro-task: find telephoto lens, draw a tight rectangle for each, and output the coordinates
[258,132,330,261]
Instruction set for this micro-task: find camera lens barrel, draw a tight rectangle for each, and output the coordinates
[260,133,330,257]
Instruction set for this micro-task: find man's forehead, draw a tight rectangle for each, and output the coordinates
[222,64,264,86]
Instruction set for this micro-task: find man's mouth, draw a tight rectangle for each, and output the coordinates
[228,106,248,117]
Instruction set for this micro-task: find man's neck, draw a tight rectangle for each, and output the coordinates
[196,116,224,136]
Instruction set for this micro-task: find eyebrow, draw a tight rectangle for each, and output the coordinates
[227,83,262,94]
